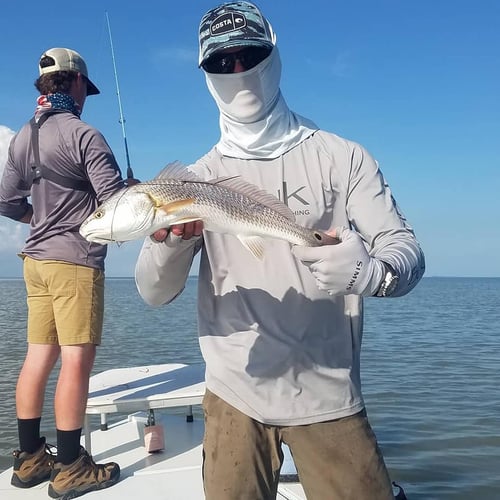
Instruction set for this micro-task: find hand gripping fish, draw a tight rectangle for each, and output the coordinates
[80,162,338,259]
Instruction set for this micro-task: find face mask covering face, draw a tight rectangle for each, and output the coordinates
[205,47,318,159]
[206,47,280,124]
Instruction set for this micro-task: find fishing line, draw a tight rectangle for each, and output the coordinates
[105,11,134,180]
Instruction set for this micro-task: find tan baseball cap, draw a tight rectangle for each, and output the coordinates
[39,47,100,95]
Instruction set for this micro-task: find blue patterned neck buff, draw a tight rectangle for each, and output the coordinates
[35,92,81,119]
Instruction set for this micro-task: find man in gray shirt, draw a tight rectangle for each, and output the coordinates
[135,2,424,499]
[0,47,136,498]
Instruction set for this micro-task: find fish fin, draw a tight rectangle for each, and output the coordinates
[168,216,203,224]
[158,198,196,214]
[210,175,242,184]
[213,177,295,221]
[237,235,266,260]
[158,198,203,225]
[154,161,200,181]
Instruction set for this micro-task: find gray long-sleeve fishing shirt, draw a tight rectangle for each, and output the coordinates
[0,110,125,270]
[135,130,425,425]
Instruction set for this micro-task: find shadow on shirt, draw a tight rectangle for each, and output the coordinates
[198,282,362,379]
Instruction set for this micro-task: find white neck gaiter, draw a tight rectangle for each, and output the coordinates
[205,47,318,159]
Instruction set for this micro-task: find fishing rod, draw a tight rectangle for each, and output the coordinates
[105,11,134,179]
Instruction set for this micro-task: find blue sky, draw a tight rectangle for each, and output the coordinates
[0,0,498,277]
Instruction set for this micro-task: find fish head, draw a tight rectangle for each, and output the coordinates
[80,188,157,244]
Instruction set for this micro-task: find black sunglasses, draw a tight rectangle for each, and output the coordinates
[202,46,272,74]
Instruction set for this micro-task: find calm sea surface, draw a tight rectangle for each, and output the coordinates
[0,277,499,499]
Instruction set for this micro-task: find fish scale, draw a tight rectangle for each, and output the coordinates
[141,180,320,246]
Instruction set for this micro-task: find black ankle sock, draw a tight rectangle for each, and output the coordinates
[56,428,82,465]
[17,417,43,454]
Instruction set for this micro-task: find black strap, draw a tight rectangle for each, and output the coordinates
[30,115,91,192]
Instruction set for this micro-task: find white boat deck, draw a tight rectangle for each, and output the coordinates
[0,363,305,499]
[84,363,206,453]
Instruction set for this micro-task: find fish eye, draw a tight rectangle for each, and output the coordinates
[94,211,104,219]
[313,232,322,241]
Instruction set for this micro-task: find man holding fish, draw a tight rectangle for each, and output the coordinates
[132,2,425,499]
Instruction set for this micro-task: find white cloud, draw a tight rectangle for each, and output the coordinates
[306,50,352,78]
[0,125,26,276]
[0,218,27,278]
[153,47,197,64]
[0,125,15,177]
[0,219,26,251]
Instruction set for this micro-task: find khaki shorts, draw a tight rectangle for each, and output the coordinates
[23,257,104,345]
[202,390,394,500]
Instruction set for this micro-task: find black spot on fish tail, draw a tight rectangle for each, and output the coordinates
[314,231,340,245]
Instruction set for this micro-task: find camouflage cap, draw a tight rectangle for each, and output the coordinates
[198,1,275,66]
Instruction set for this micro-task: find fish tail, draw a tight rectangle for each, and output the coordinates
[312,230,341,246]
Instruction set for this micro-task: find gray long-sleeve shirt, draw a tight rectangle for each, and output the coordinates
[0,110,125,270]
[135,130,425,425]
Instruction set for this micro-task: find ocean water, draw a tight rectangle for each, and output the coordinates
[1,277,499,499]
